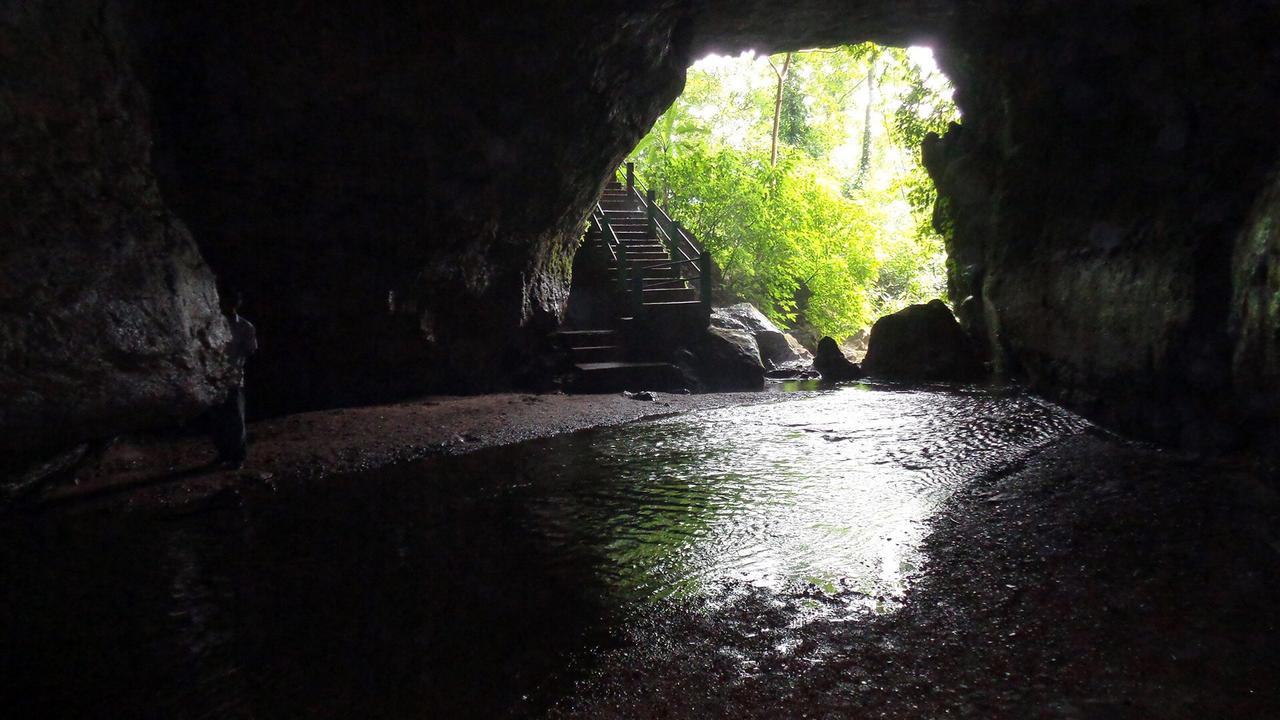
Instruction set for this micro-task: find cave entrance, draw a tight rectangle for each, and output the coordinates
[626,42,957,361]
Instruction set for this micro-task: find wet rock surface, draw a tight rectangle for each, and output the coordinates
[862,299,983,381]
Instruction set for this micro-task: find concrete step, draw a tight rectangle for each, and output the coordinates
[569,344,623,363]
[569,361,686,393]
[643,287,698,302]
[556,329,618,349]
[607,266,679,279]
[642,299,703,310]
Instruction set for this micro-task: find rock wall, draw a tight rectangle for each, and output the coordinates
[122,1,695,416]
[923,1,1280,447]
[1231,173,1280,447]
[5,0,1280,461]
[0,2,230,465]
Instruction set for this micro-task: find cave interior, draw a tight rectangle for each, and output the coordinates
[4,0,1280,463]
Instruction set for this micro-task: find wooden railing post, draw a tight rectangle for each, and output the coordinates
[632,265,646,318]
[699,250,713,324]
[610,213,627,297]
[626,162,635,194]
[646,188,657,236]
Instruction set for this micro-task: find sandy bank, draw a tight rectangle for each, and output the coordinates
[32,390,799,515]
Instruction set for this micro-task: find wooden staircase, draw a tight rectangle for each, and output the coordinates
[560,163,713,392]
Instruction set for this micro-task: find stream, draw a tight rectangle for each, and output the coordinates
[2,385,1089,718]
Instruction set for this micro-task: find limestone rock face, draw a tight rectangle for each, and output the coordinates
[7,0,1280,458]
[0,2,230,465]
[126,1,693,416]
[1229,173,1280,447]
[923,2,1280,446]
[862,301,982,382]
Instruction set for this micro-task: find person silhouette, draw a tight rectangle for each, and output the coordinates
[213,291,257,468]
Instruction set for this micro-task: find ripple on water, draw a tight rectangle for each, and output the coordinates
[1,384,1090,719]
[509,385,1087,606]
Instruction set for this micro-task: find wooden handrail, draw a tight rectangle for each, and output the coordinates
[609,162,717,322]
[629,257,702,271]
[592,203,619,266]
[591,202,636,311]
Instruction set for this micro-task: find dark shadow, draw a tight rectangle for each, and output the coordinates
[1,447,619,719]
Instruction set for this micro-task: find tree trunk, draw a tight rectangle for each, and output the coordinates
[852,54,877,189]
[769,53,792,167]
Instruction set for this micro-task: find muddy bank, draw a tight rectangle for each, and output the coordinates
[552,432,1280,719]
[28,390,800,515]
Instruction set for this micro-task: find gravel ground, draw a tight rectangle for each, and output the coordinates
[550,430,1280,719]
[32,390,801,515]
[19,390,1280,718]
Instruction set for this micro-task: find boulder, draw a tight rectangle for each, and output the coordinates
[693,326,765,390]
[840,328,870,363]
[784,333,812,361]
[812,336,865,381]
[711,303,807,368]
[862,300,984,381]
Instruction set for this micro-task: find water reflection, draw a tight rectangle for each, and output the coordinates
[449,385,1084,606]
[1,385,1085,719]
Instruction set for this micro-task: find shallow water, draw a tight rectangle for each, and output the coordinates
[2,384,1085,719]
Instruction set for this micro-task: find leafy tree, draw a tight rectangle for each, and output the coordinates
[629,43,959,340]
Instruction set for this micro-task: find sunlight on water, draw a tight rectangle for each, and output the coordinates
[2,384,1089,719]
[511,385,1087,606]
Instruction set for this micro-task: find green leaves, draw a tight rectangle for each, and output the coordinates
[630,44,959,340]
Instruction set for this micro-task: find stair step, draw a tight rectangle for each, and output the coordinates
[569,361,687,393]
[556,329,618,349]
[574,361,672,371]
[643,287,698,302]
[607,267,680,278]
[570,344,624,363]
[641,299,704,308]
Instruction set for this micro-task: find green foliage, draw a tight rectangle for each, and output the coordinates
[779,83,823,158]
[631,43,959,339]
